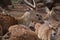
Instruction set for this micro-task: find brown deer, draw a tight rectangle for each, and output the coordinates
[2,24,40,40]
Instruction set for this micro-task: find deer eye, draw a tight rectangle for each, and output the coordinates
[36,14,39,16]
[38,18,41,20]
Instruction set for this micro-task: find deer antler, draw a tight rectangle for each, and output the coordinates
[24,0,36,9]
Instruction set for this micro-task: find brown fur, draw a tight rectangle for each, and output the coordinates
[0,14,18,35]
[16,11,31,26]
[6,24,40,40]
[16,11,44,27]
[0,25,3,36]
[35,21,56,40]
[56,23,60,40]
[35,23,41,34]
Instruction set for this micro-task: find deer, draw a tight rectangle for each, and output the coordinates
[15,0,36,27]
[2,24,40,40]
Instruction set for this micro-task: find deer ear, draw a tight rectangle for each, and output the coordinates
[24,0,36,8]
